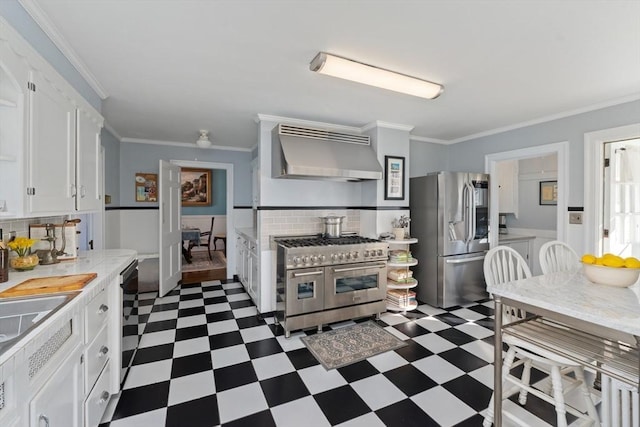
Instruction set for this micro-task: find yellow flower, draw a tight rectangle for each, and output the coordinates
[7,237,37,257]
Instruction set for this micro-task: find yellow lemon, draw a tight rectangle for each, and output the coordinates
[602,253,617,259]
[581,254,596,264]
[594,257,604,265]
[602,255,625,268]
[624,257,640,269]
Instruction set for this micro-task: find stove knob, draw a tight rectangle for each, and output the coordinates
[303,256,310,264]
[363,250,370,257]
[311,255,318,263]
[352,251,359,259]
[293,257,301,265]
[377,249,384,256]
[338,253,345,261]
[331,254,338,261]
[345,252,352,259]
[319,255,326,262]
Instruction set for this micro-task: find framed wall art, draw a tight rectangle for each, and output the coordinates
[539,180,557,205]
[135,173,157,202]
[384,155,405,200]
[181,168,212,206]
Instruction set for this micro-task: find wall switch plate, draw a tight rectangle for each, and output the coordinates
[569,212,583,224]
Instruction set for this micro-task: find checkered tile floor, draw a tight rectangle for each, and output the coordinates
[99,279,598,427]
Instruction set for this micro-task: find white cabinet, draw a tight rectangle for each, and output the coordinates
[27,71,77,214]
[500,237,533,270]
[29,343,83,427]
[76,108,104,212]
[386,238,419,312]
[0,21,104,218]
[497,160,519,217]
[237,233,259,305]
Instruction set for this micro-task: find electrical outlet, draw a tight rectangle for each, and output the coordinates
[569,212,583,224]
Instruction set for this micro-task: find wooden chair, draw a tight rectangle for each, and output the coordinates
[191,217,214,261]
[483,245,599,427]
[539,240,580,274]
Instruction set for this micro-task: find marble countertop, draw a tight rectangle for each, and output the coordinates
[498,233,536,243]
[0,249,137,366]
[488,269,640,336]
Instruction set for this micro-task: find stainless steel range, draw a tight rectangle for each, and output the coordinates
[274,234,388,337]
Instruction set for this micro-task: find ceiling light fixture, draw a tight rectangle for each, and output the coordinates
[196,129,212,148]
[310,52,443,99]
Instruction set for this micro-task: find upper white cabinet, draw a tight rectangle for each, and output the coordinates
[0,19,104,218]
[76,108,104,211]
[497,159,519,217]
[27,71,76,214]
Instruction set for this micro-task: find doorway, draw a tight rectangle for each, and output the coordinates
[170,160,235,279]
[585,124,640,256]
[485,141,569,250]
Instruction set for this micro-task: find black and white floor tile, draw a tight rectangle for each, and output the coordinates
[99,280,598,427]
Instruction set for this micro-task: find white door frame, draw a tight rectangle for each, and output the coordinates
[485,141,569,248]
[584,123,640,254]
[171,159,235,278]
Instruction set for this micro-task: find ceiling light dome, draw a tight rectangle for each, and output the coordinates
[196,130,212,148]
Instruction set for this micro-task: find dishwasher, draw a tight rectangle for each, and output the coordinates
[120,259,139,387]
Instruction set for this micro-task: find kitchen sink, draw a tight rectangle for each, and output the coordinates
[0,292,80,357]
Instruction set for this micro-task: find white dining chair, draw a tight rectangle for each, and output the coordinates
[539,240,580,274]
[483,245,600,427]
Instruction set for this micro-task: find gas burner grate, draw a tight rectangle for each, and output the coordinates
[277,235,381,248]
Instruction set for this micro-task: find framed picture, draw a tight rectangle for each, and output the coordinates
[181,168,212,206]
[135,173,157,202]
[539,180,557,205]
[384,156,405,200]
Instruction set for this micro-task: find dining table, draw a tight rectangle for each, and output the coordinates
[181,228,201,263]
[488,269,640,426]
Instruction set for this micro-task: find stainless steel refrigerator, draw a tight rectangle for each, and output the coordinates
[410,172,490,308]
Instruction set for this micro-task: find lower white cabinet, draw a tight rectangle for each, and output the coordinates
[84,362,112,427]
[500,237,533,270]
[236,233,259,306]
[29,343,83,427]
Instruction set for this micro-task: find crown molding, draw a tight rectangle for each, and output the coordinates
[121,137,252,152]
[409,134,449,145]
[18,0,108,99]
[361,120,414,132]
[103,122,122,141]
[446,93,640,145]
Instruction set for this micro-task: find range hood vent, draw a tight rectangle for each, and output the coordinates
[272,124,383,181]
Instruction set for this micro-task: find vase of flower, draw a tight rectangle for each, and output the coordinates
[7,237,39,271]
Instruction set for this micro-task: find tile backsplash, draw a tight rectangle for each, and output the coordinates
[0,216,68,240]
[259,209,359,247]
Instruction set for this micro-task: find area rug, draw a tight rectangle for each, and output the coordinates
[182,249,226,272]
[301,321,407,370]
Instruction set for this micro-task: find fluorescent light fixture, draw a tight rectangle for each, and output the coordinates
[310,52,443,99]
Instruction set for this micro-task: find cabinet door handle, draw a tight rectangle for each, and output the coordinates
[80,185,86,198]
[98,304,109,314]
[39,414,50,427]
[98,345,109,357]
[98,391,110,404]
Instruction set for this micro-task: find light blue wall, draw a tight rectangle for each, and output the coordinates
[0,0,102,111]
[182,169,227,215]
[119,143,252,207]
[447,100,640,207]
[409,140,450,177]
[101,128,120,206]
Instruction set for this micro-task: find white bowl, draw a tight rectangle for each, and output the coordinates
[582,263,640,288]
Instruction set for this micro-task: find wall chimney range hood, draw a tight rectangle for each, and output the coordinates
[272,124,383,181]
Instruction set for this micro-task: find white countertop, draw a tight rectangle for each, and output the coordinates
[0,249,137,366]
[487,269,640,336]
[498,233,536,243]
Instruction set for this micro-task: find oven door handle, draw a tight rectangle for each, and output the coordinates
[291,270,324,278]
[332,263,387,273]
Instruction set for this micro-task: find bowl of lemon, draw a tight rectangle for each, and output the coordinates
[581,253,640,287]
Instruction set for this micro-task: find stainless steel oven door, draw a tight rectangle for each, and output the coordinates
[324,262,387,309]
[286,267,325,316]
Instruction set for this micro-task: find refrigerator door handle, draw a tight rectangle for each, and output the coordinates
[464,181,475,245]
[445,255,486,264]
[470,183,477,241]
